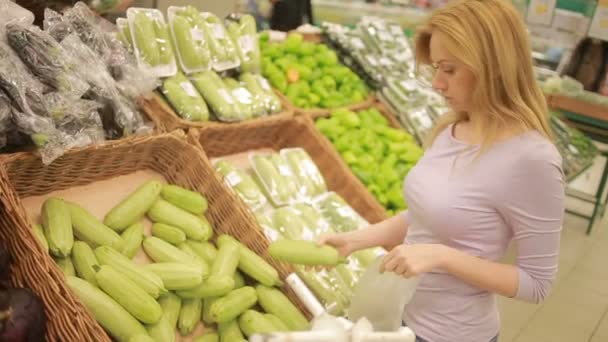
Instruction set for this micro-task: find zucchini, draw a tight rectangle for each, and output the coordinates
[41,197,73,258]
[104,180,162,232]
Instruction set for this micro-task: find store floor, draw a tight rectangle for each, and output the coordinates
[499,154,608,342]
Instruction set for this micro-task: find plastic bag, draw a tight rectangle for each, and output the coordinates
[58,33,150,138]
[348,256,420,332]
[215,159,268,211]
[314,192,368,233]
[126,7,177,77]
[6,22,89,99]
[0,0,34,27]
[222,77,256,119]
[0,91,11,149]
[168,6,212,74]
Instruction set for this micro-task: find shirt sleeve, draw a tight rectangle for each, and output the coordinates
[497,147,565,304]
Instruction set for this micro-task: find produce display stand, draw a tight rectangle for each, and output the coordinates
[142,91,295,132]
[547,95,608,234]
[0,131,310,341]
[192,115,388,225]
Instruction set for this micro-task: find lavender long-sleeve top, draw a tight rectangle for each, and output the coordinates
[401,125,565,342]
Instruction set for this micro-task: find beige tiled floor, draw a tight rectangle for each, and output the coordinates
[499,154,608,342]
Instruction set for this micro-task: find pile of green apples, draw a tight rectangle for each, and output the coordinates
[259,32,369,109]
[315,108,423,215]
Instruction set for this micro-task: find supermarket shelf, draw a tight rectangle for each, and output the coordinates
[547,95,608,124]
[312,0,430,29]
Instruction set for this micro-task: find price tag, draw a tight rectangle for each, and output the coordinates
[301,159,318,176]
[568,144,580,155]
[239,35,255,52]
[526,0,556,26]
[378,31,392,42]
[190,28,205,42]
[259,77,272,91]
[588,0,608,41]
[218,89,234,104]
[231,88,253,104]
[212,24,225,39]
[180,82,198,97]
[278,165,293,177]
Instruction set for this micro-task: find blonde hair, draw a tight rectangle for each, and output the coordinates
[415,0,552,149]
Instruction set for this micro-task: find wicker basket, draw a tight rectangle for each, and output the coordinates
[192,116,388,225]
[0,131,310,341]
[141,91,294,132]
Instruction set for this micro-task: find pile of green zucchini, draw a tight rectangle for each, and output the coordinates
[34,181,309,341]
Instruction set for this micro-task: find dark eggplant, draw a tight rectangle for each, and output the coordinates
[0,287,47,342]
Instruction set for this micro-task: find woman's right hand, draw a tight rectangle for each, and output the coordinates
[317,232,357,257]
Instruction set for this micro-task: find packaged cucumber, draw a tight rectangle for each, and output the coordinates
[214,160,267,211]
[200,12,240,72]
[280,148,327,198]
[168,6,211,74]
[161,72,209,121]
[190,70,246,122]
[225,14,261,74]
[222,77,257,119]
[250,153,304,206]
[240,73,282,115]
[313,192,367,233]
[126,8,177,77]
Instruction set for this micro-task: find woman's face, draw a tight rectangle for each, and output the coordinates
[429,32,476,113]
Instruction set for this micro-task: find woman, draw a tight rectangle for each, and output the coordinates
[320,1,565,341]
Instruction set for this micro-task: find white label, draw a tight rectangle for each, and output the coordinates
[588,0,608,41]
[231,87,253,104]
[239,35,255,52]
[180,82,198,97]
[278,165,293,177]
[259,77,272,91]
[527,0,556,26]
[218,88,234,104]
[190,28,205,42]
[400,79,418,92]
[225,171,242,187]
[351,37,365,49]
[212,23,225,39]
[568,144,580,154]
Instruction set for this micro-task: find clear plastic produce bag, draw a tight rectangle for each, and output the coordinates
[348,256,419,332]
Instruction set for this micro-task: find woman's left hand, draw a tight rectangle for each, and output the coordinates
[380,243,450,278]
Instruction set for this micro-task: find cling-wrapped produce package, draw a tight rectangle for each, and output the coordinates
[0,91,11,149]
[6,23,89,99]
[58,33,151,138]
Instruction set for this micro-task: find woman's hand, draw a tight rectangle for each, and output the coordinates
[380,243,450,278]
[317,232,358,257]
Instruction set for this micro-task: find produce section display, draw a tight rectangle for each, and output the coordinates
[316,108,422,215]
[0,2,156,164]
[213,149,385,316]
[116,5,284,124]
[31,180,307,341]
[259,32,370,110]
[321,16,449,143]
